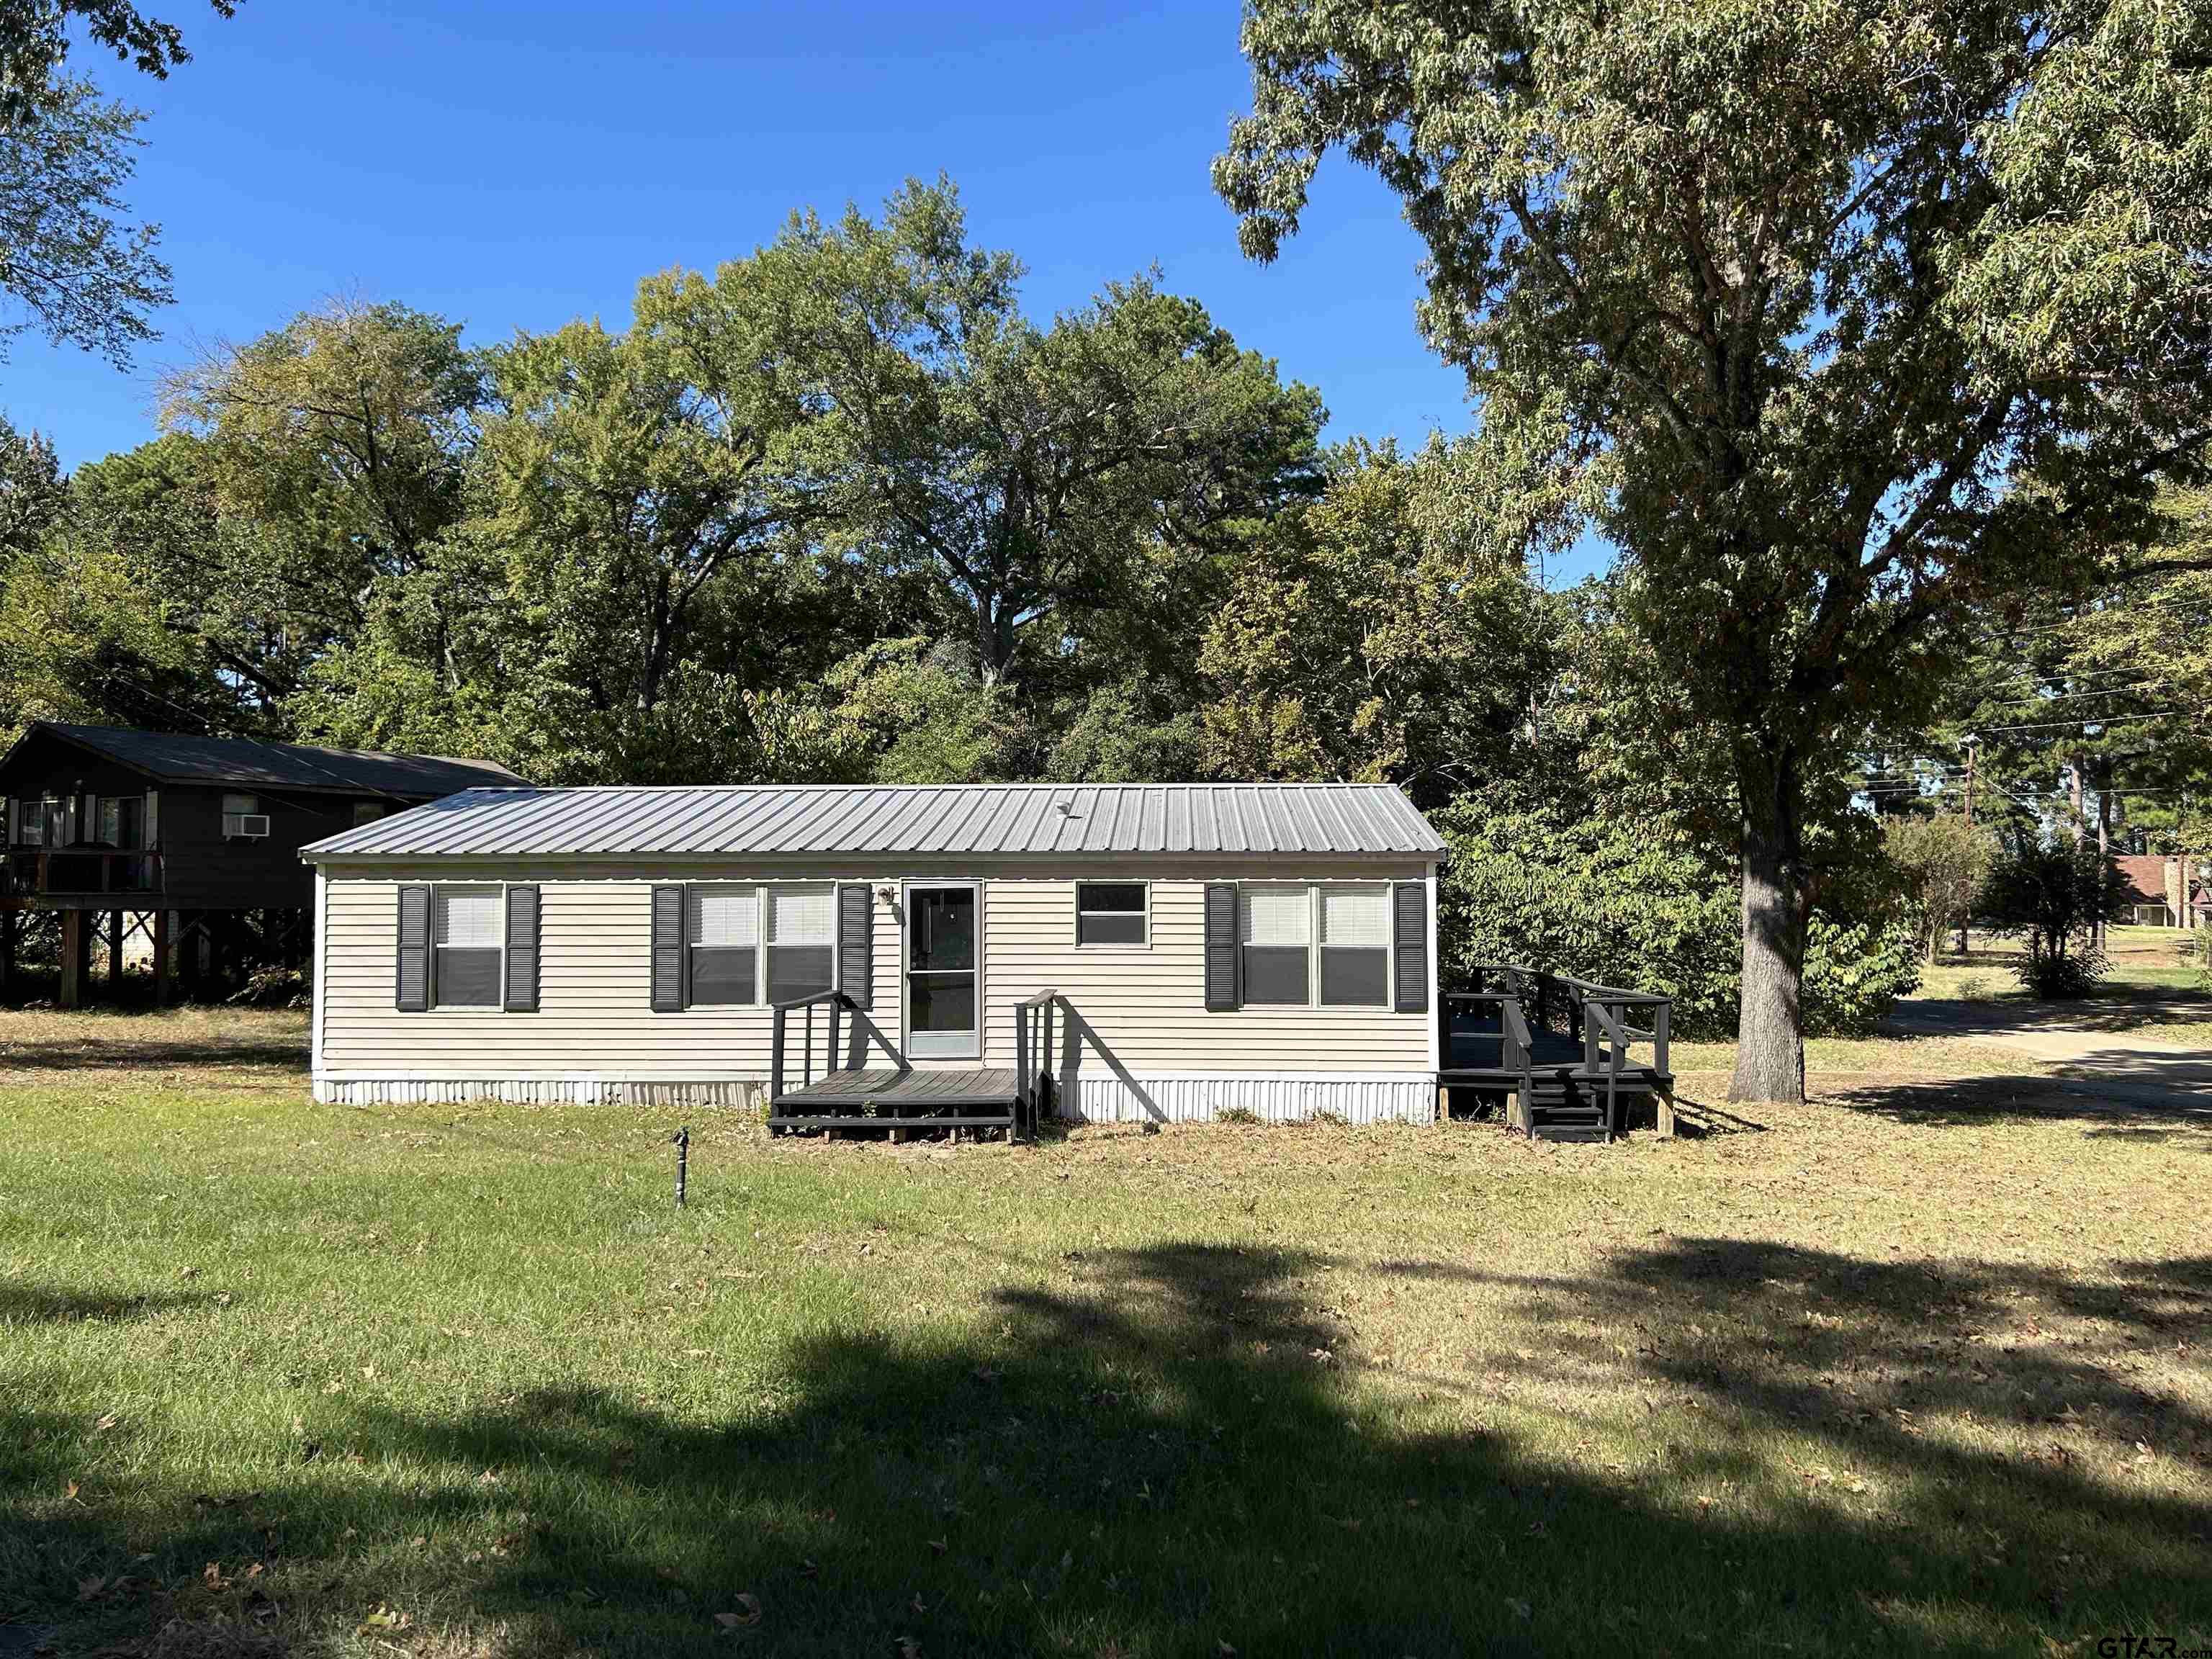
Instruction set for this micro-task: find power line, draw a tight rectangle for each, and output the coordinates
[1968,709,2197,736]
[1976,680,2174,709]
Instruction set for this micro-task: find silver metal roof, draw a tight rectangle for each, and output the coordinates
[300,783,1444,863]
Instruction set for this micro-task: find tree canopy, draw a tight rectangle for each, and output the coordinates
[1218,0,2212,1101]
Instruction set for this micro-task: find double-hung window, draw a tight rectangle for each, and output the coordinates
[1318,885,1391,1006]
[1239,886,1312,1004]
[1075,881,1147,945]
[764,885,835,1004]
[433,886,503,1007]
[1237,884,1396,1009]
[688,884,758,1005]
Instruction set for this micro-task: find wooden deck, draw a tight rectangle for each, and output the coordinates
[768,989,1062,1141]
[771,1065,1023,1129]
[1437,968,1676,1142]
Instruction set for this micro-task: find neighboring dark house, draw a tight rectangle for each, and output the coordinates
[1,722,519,1004]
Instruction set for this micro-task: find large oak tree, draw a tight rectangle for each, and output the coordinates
[1217,0,2212,1100]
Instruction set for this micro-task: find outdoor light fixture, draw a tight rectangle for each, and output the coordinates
[670,1125,688,1208]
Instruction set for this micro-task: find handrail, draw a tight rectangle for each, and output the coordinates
[770,989,908,1103]
[1015,989,1061,1129]
[1500,996,1535,1135]
[1583,997,1634,1135]
[4,848,163,898]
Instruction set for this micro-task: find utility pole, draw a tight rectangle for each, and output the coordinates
[1959,734,1979,956]
[2095,781,2111,949]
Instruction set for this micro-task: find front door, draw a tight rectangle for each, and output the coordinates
[905,884,979,1058]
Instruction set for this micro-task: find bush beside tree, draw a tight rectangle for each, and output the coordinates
[1978,832,2131,998]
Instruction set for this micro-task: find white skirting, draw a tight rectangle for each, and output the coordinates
[312,1071,1434,1121]
[1058,1073,1435,1125]
[313,1076,765,1107]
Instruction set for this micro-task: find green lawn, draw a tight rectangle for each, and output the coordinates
[2,1010,2208,1657]
[1912,927,2212,1041]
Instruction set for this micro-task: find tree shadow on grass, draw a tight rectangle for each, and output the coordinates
[4,1244,2208,1655]
[0,1036,310,1076]
[0,1283,217,1325]
[1830,1071,2212,1136]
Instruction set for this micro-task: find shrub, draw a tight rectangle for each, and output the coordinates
[1802,913,1923,1034]
[1977,832,2129,999]
[1882,813,1996,961]
[1435,790,1919,1037]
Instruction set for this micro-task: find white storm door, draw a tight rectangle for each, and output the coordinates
[904,882,980,1058]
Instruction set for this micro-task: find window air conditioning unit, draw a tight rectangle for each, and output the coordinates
[224,812,271,839]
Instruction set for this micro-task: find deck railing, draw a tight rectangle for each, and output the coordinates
[769,989,909,1102]
[1478,963,1672,1082]
[4,848,163,899]
[1015,989,1063,1124]
[1442,963,1676,1137]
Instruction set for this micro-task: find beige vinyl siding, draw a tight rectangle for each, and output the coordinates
[316,858,1431,1083]
[975,873,1428,1072]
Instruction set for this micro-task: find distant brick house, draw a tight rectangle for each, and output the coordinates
[2114,853,2208,927]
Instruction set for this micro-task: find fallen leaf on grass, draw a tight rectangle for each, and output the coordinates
[714,1593,762,1628]
[357,1604,410,1633]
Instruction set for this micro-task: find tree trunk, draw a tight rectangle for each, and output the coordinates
[1732,773,1807,1105]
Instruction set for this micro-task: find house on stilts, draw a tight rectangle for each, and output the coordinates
[1,722,518,1006]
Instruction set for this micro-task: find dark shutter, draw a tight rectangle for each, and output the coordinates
[504,885,540,1012]
[1393,881,1429,1013]
[650,884,685,1012]
[395,885,431,1012]
[837,884,871,1009]
[1203,883,1238,1011]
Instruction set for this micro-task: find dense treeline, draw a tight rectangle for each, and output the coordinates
[12,160,2212,1034]
[5,2,2212,1090]
[0,182,1923,1032]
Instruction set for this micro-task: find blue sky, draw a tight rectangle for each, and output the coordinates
[6,1,1605,581]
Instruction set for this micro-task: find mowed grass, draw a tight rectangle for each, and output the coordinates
[1915,928,2212,1042]
[2,1010,2209,1657]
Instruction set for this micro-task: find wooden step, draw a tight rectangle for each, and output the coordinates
[1532,1123,1611,1143]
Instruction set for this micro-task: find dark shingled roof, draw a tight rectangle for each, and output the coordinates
[13,722,521,798]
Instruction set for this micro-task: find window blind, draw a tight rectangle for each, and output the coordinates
[768,886,834,943]
[1319,887,1390,948]
[1241,886,1310,945]
[435,888,503,947]
[688,886,758,948]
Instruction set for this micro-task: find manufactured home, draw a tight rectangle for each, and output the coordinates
[301,782,1447,1126]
